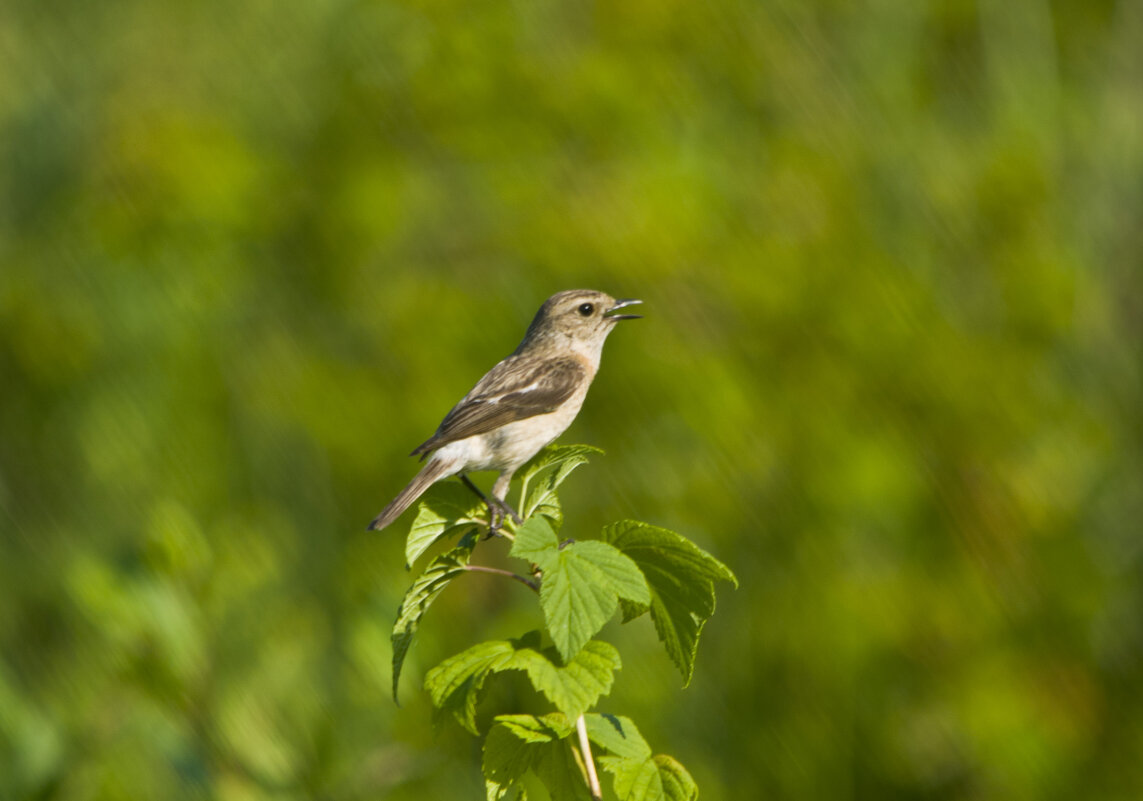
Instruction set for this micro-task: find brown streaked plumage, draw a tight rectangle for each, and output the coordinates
[411,357,587,459]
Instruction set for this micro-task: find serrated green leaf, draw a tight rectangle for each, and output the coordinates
[424,636,539,734]
[510,515,560,564]
[603,520,736,685]
[484,714,587,801]
[516,445,602,525]
[572,542,651,607]
[523,641,620,720]
[604,520,736,587]
[589,715,697,801]
[542,564,618,664]
[598,753,698,801]
[652,756,698,801]
[484,720,540,799]
[602,755,660,801]
[495,712,575,742]
[535,741,593,801]
[405,481,488,567]
[391,534,477,701]
[520,521,649,661]
[584,714,651,761]
[424,635,619,731]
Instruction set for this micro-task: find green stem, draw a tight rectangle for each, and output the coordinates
[462,564,539,593]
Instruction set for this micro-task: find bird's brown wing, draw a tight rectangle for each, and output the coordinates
[411,356,586,457]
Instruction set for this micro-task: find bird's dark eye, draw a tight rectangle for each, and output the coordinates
[577,303,594,317]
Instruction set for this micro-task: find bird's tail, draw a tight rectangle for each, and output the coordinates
[367,457,456,531]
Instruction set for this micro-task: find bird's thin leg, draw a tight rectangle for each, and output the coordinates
[491,473,524,525]
[460,474,503,534]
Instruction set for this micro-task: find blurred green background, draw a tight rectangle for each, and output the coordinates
[3,0,1142,798]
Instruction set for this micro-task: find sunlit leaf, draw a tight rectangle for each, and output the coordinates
[391,533,477,701]
[424,636,534,735]
[584,714,651,761]
[511,517,649,661]
[405,481,487,567]
[516,445,602,526]
[598,754,697,801]
[423,633,620,731]
[586,715,697,801]
[603,521,736,685]
[523,640,621,721]
[509,513,563,563]
[650,756,698,801]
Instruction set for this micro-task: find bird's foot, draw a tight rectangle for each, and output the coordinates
[498,500,523,526]
[483,503,504,539]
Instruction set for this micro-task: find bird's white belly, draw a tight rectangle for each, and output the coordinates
[436,399,585,474]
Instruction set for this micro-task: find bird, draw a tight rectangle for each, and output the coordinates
[367,289,641,532]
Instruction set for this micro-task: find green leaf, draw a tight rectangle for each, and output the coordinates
[391,534,476,702]
[405,481,487,567]
[572,541,653,607]
[509,514,561,564]
[599,753,698,801]
[603,754,699,799]
[601,756,660,801]
[424,635,620,732]
[603,520,737,686]
[516,444,602,526]
[650,756,698,801]
[535,740,594,801]
[484,714,589,801]
[542,541,650,662]
[512,517,650,661]
[524,641,621,721]
[425,637,535,734]
[494,712,575,743]
[483,719,540,800]
[587,716,697,801]
[584,714,651,761]
[484,779,526,801]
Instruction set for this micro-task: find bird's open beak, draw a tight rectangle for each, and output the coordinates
[604,298,643,320]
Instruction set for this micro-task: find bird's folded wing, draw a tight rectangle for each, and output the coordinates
[411,356,586,456]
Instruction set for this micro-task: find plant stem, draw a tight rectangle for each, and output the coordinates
[576,714,602,800]
[461,564,539,593]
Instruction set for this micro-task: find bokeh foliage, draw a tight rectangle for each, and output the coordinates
[3,0,1142,798]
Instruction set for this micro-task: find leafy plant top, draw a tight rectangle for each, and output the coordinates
[388,445,736,800]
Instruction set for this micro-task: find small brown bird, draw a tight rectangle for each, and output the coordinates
[367,289,641,532]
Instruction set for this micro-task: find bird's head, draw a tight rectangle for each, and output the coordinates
[518,289,642,358]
